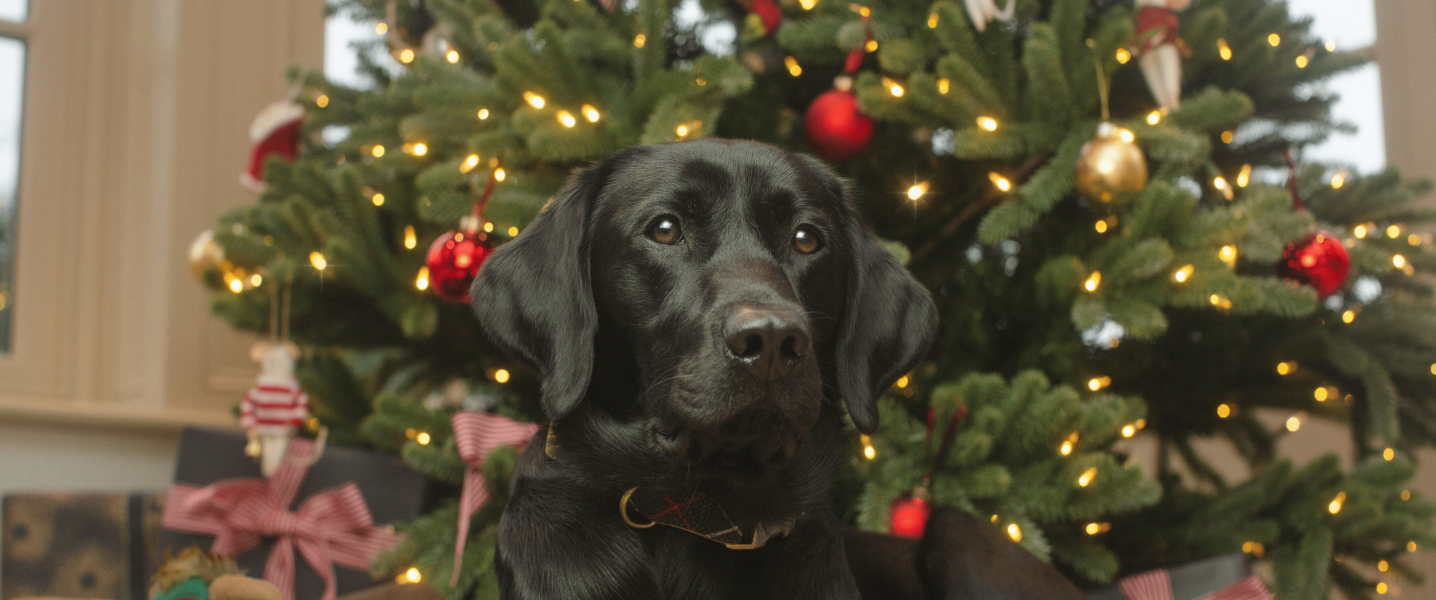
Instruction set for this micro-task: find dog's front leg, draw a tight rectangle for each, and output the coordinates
[915,508,1087,599]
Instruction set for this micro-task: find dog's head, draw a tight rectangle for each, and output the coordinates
[473,140,935,493]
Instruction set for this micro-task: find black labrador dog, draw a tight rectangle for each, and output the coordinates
[472,140,1087,599]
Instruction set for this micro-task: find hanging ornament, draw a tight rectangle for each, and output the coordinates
[805,84,873,163]
[963,0,1015,33]
[889,495,931,539]
[385,0,436,63]
[426,171,499,303]
[188,229,262,293]
[187,229,226,280]
[240,98,305,193]
[804,17,874,164]
[888,397,967,539]
[1129,0,1191,111]
[241,280,321,477]
[1278,232,1349,299]
[745,0,783,37]
[1275,150,1349,298]
[242,344,309,477]
[426,225,493,303]
[384,0,463,61]
[1074,123,1148,205]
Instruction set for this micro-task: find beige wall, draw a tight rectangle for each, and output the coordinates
[22,0,323,414]
[1377,1,1436,186]
[0,0,325,486]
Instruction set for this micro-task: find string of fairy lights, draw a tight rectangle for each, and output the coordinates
[856,370,1150,544]
[278,12,1427,589]
[859,334,1425,560]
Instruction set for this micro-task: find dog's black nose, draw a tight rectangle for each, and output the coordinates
[724,307,809,379]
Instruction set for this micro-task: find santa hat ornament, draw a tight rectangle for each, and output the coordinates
[240,99,305,193]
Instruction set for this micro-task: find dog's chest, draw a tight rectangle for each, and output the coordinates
[645,527,857,600]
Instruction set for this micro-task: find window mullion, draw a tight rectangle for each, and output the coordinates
[0,20,27,40]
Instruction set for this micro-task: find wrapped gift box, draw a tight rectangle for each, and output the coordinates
[2,493,166,600]
[158,427,428,600]
[1088,554,1264,600]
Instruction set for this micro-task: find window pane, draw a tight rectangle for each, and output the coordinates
[324,6,399,90]
[1286,0,1385,173]
[0,37,23,353]
[0,0,26,22]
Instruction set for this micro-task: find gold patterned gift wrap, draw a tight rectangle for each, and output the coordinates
[2,493,166,600]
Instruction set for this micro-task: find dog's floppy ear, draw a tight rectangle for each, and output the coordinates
[471,166,604,421]
[838,227,938,433]
[804,162,937,435]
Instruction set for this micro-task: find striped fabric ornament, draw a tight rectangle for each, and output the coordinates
[162,439,400,600]
[449,411,540,586]
[240,382,309,434]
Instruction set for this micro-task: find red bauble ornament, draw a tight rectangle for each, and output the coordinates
[241,100,305,193]
[748,0,782,35]
[426,230,492,303]
[890,496,931,539]
[1278,231,1350,299]
[804,88,874,163]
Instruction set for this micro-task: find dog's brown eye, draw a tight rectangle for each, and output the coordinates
[792,225,827,252]
[793,226,822,254]
[649,216,682,245]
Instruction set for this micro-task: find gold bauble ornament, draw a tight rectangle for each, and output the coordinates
[1074,122,1148,205]
[188,229,226,279]
[188,229,262,293]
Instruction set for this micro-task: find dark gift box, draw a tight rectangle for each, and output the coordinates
[159,427,428,600]
[2,492,166,600]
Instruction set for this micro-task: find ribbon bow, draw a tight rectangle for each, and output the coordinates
[1119,569,1271,600]
[450,411,540,586]
[162,439,400,600]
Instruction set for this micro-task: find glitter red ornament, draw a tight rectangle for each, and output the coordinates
[1274,150,1350,299]
[804,88,873,163]
[425,228,491,303]
[804,9,874,164]
[889,496,931,539]
[1278,231,1349,299]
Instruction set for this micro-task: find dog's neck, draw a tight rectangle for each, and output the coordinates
[542,419,816,550]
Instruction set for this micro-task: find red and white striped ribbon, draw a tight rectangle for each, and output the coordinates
[1119,568,1271,600]
[1198,576,1272,600]
[450,411,540,586]
[162,439,401,600]
[1120,569,1174,600]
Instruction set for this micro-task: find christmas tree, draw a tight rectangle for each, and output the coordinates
[194,0,1436,597]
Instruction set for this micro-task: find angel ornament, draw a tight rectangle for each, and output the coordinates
[964,0,1015,32]
[1130,0,1191,112]
[241,343,310,476]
